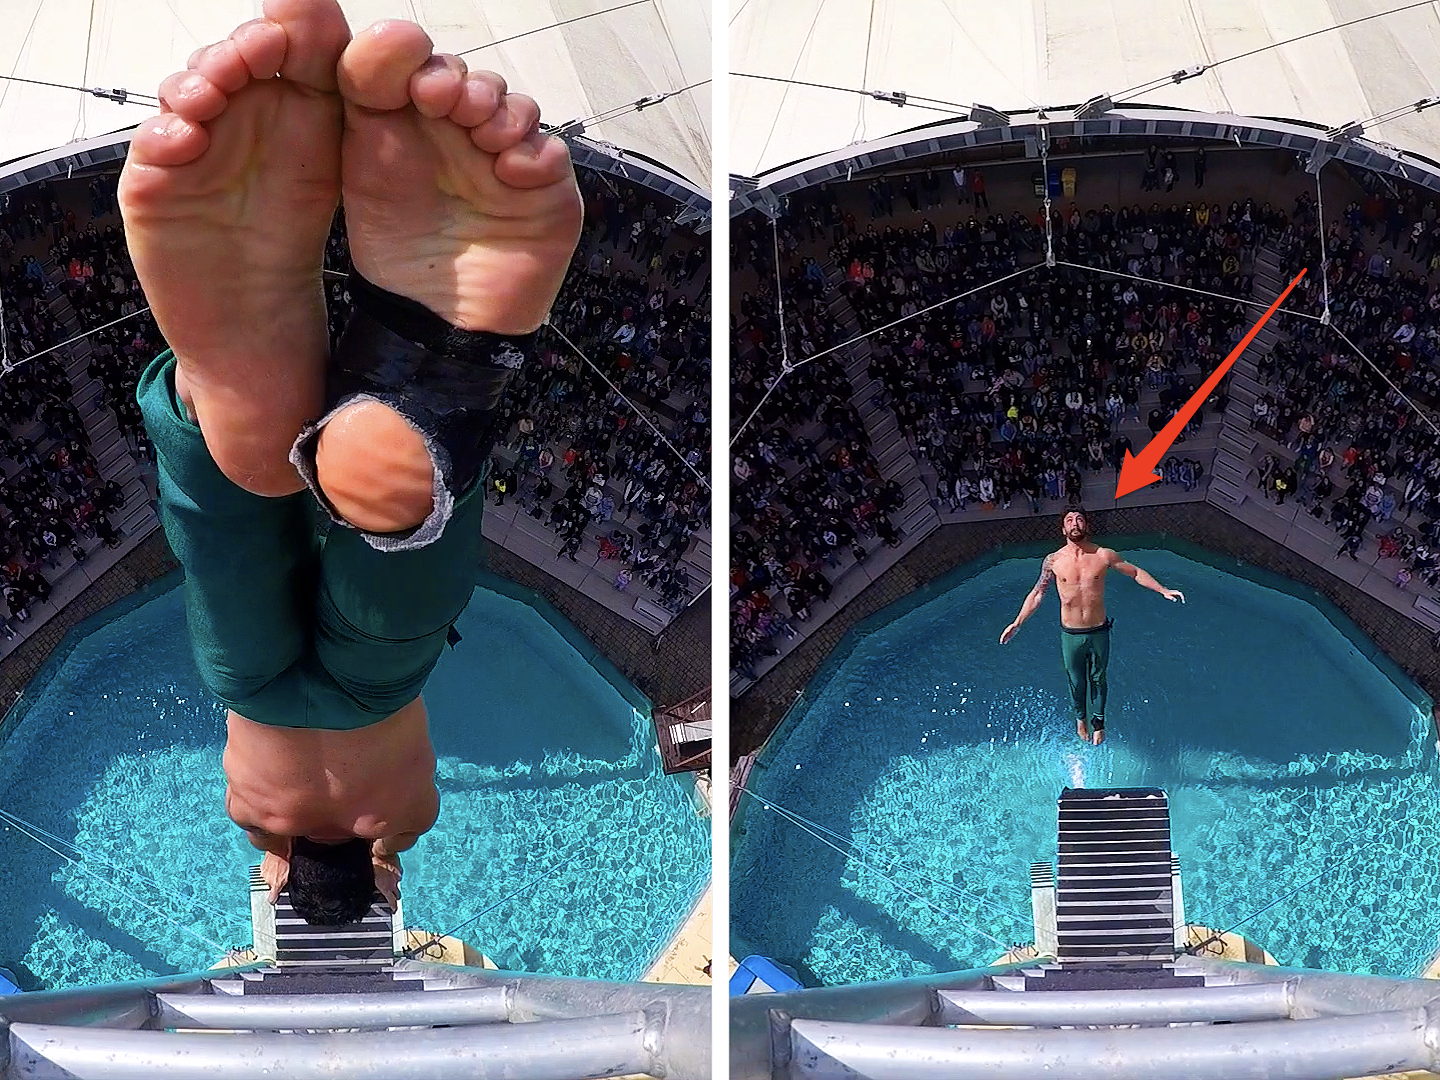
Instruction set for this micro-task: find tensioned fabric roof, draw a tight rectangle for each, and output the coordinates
[0,0,710,191]
[731,0,1440,180]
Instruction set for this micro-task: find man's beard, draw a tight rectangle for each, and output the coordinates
[1067,527,1088,540]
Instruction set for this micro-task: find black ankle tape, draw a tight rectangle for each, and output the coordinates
[346,271,538,376]
[318,272,540,497]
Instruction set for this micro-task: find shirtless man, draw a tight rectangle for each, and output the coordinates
[120,0,581,923]
[999,509,1184,744]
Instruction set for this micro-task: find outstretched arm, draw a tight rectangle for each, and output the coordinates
[1108,549,1185,602]
[1001,554,1054,643]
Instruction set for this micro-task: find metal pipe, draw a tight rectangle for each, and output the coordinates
[7,1012,652,1080]
[1179,957,1440,1018]
[729,965,1014,1080]
[0,968,263,1030]
[400,961,711,1080]
[937,982,1295,1027]
[789,1009,1439,1080]
[152,986,511,1031]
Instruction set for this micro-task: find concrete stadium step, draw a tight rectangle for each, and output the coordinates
[876,439,911,475]
[1263,518,1328,567]
[1232,372,1264,399]
[97,439,133,475]
[1229,384,1258,409]
[1209,456,1248,489]
[121,475,149,505]
[867,408,899,440]
[1290,503,1339,546]
[1413,595,1440,632]
[901,475,929,503]
[631,597,670,634]
[1223,492,1295,544]
[1206,476,1247,507]
[888,455,920,487]
[852,378,883,410]
[1217,429,1257,460]
[900,500,940,539]
[120,499,158,541]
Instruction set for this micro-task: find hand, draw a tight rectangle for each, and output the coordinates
[371,844,403,914]
[999,622,1018,644]
[260,849,290,906]
[1163,589,1186,603]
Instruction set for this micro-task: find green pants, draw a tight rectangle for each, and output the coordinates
[137,351,483,729]
[1060,619,1111,729]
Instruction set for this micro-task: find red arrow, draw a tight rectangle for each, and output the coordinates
[1115,267,1307,499]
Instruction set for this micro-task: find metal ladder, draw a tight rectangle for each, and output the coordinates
[1050,786,1177,968]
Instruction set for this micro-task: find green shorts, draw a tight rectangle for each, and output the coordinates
[137,350,484,730]
[1060,618,1112,729]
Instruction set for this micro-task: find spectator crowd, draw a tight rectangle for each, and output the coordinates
[1247,171,1440,589]
[731,149,1440,683]
[0,177,138,626]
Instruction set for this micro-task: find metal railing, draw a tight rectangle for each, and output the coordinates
[0,961,709,1080]
[732,957,1440,1080]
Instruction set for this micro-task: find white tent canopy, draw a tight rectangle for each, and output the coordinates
[731,0,1440,180]
[0,0,710,191]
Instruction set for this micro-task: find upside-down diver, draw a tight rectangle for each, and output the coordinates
[122,0,582,924]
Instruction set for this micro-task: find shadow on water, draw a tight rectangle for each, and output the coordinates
[423,597,637,772]
[733,551,1431,984]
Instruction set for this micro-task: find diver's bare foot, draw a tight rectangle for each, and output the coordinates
[1092,726,1105,745]
[118,0,350,496]
[1077,719,1090,742]
[336,20,584,335]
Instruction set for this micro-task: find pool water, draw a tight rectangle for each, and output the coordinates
[731,549,1435,986]
[0,585,709,990]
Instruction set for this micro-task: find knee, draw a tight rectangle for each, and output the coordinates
[314,400,435,534]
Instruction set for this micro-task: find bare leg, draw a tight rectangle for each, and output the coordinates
[1077,718,1091,742]
[312,19,583,533]
[119,0,351,497]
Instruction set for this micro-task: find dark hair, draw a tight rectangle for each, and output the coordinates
[287,837,376,927]
[1064,507,1092,531]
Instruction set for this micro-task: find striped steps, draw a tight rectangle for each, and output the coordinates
[1054,788,1176,966]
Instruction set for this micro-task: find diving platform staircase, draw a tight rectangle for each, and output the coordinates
[0,867,708,1079]
[732,785,1440,1079]
[1047,787,1179,968]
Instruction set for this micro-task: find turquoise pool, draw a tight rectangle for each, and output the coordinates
[732,548,1434,986]
[0,584,709,990]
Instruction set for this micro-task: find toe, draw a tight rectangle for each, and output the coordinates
[449,71,505,128]
[226,19,288,80]
[493,132,576,191]
[339,19,434,110]
[470,92,540,155]
[158,71,228,124]
[263,0,352,93]
[409,54,467,119]
[190,39,256,95]
[124,114,211,170]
